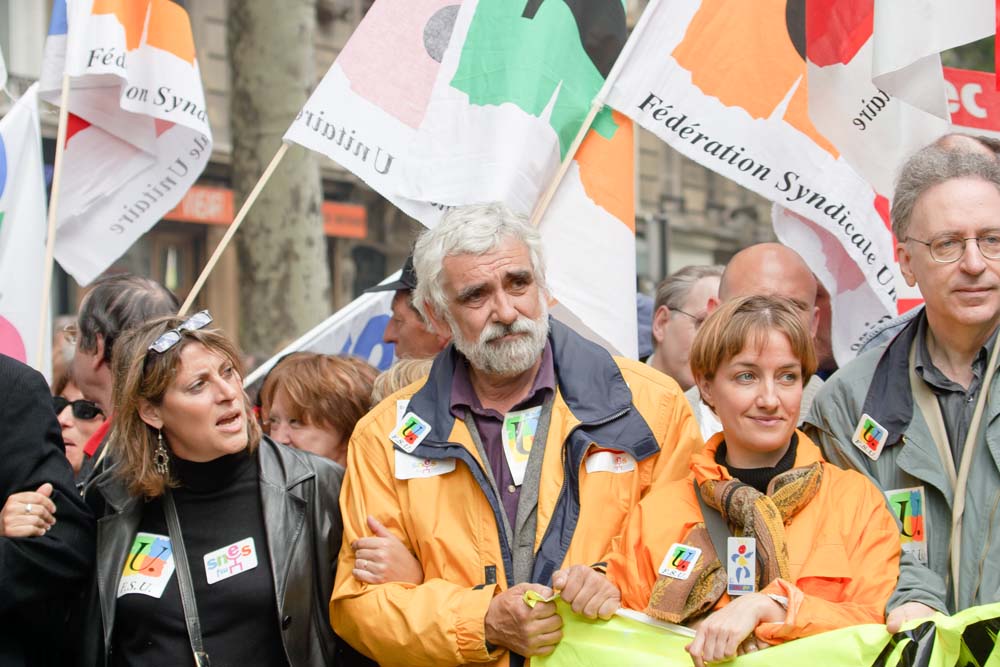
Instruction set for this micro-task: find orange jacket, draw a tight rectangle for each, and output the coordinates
[331,323,701,667]
[607,430,900,643]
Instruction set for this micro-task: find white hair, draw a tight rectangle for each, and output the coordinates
[412,202,547,322]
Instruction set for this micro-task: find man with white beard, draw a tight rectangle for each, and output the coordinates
[331,203,701,667]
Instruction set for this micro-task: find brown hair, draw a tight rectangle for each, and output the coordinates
[110,315,261,498]
[52,362,74,396]
[689,295,817,392]
[259,353,376,443]
[371,357,433,405]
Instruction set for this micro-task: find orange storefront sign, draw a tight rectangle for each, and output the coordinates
[165,185,234,224]
[164,185,367,238]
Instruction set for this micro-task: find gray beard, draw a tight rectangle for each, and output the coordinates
[449,301,550,376]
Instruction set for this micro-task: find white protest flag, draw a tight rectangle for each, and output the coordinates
[285,0,639,358]
[603,0,903,364]
[771,204,898,360]
[39,0,212,285]
[872,0,993,115]
[0,84,51,375]
[244,283,396,394]
[805,0,988,196]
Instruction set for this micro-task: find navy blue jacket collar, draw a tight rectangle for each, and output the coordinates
[861,311,923,447]
[408,317,651,452]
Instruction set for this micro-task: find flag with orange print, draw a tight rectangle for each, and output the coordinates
[604,0,901,362]
[286,0,639,357]
[39,0,211,285]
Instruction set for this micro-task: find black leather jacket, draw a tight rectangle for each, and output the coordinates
[76,437,344,667]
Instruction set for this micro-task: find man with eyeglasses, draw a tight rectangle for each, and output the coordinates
[805,144,1000,629]
[67,274,179,482]
[648,265,723,391]
[684,243,824,440]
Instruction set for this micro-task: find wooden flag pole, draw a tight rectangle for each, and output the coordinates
[178,142,289,315]
[528,0,657,229]
[528,98,604,228]
[36,74,71,370]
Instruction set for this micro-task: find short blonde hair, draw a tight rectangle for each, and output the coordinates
[371,357,433,405]
[689,295,816,388]
[110,315,260,498]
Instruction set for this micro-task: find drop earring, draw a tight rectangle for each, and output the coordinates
[153,429,169,475]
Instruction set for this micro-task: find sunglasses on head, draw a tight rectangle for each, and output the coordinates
[52,396,104,421]
[148,310,213,354]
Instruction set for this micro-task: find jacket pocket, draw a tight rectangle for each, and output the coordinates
[794,542,853,603]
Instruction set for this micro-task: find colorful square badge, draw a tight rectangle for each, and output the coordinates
[852,413,889,461]
[886,486,928,564]
[658,543,702,580]
[117,532,175,599]
[390,412,431,453]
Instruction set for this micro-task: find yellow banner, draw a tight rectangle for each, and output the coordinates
[526,593,1000,667]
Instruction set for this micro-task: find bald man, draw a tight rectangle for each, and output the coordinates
[686,243,824,439]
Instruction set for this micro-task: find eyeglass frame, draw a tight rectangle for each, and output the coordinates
[906,230,1000,264]
[671,308,707,328]
[62,322,79,346]
[52,395,104,421]
[147,310,214,354]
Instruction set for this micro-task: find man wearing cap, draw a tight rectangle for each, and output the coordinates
[366,255,451,360]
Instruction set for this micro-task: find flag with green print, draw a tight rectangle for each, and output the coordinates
[285,0,639,357]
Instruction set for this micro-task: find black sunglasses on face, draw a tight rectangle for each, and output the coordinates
[52,396,104,421]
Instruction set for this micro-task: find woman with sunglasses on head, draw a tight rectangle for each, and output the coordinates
[606,296,901,667]
[76,312,345,667]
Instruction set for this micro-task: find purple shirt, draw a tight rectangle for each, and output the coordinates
[450,342,556,530]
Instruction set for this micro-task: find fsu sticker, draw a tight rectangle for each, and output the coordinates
[886,486,928,564]
[389,412,432,453]
[852,413,888,461]
[658,543,702,580]
[117,532,175,598]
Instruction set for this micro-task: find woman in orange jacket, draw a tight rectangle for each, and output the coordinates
[606,295,901,667]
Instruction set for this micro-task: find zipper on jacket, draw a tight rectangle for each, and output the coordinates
[419,443,517,589]
[532,406,633,582]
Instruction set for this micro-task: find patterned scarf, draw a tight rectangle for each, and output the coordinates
[644,462,823,624]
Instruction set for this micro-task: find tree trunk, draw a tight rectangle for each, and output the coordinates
[228,0,330,361]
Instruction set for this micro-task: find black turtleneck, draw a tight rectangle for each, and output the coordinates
[113,448,289,667]
[715,433,799,494]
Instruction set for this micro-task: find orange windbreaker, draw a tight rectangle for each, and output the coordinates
[331,327,701,667]
[607,430,901,643]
